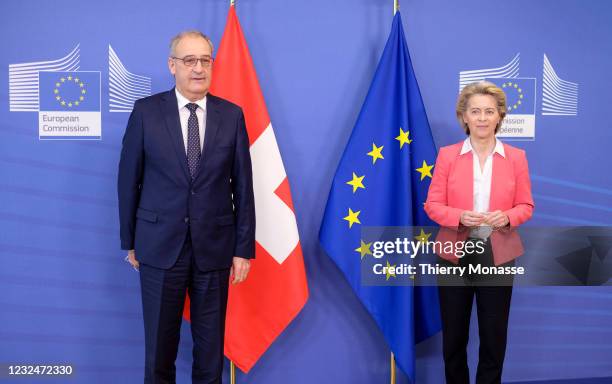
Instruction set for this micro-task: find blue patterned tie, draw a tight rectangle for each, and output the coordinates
[186,103,201,179]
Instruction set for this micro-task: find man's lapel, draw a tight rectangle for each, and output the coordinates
[195,94,221,181]
[160,88,190,181]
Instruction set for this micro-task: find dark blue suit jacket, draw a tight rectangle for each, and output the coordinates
[118,89,255,271]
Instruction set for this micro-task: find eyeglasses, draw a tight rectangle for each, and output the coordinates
[172,55,214,68]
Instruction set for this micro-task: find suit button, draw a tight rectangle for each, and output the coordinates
[191,190,196,195]
[184,217,189,223]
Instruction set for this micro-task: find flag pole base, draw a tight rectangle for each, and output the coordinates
[390,352,396,384]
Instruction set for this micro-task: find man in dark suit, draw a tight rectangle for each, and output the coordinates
[118,30,255,384]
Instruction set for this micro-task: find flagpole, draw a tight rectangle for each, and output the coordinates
[228,9,236,382]
[392,10,399,384]
[390,2,399,382]
[390,0,399,384]
[390,352,396,384]
[230,361,236,384]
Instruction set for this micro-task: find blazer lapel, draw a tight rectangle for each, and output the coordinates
[489,152,511,211]
[454,151,474,211]
[160,89,190,182]
[194,94,221,181]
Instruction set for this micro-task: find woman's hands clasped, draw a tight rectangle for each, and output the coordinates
[460,210,509,228]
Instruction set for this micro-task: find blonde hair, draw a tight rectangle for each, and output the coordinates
[169,30,214,57]
[456,81,507,135]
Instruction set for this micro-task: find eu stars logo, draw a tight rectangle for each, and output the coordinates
[53,75,87,108]
[38,71,101,140]
[486,77,536,140]
[502,81,525,113]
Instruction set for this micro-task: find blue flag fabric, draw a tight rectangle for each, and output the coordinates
[319,12,441,380]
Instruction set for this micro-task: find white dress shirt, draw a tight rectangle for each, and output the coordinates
[175,88,206,153]
[460,137,505,239]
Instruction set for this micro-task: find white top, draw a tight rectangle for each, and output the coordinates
[175,88,206,153]
[460,137,505,239]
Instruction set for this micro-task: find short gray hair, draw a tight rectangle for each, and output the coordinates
[169,30,214,57]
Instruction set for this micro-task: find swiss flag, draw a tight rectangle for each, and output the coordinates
[184,5,309,373]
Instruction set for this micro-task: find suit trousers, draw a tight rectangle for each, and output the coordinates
[438,238,514,384]
[139,233,230,384]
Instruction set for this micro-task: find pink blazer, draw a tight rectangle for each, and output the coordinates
[424,141,534,266]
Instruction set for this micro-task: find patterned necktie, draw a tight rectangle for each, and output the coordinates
[185,103,201,179]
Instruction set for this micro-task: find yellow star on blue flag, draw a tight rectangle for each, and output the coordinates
[395,127,412,148]
[367,143,384,164]
[346,172,365,193]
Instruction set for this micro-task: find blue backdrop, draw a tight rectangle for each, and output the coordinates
[1,0,611,383]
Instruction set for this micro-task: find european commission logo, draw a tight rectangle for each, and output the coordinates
[8,44,151,140]
[459,53,579,140]
[39,71,101,140]
[486,78,536,138]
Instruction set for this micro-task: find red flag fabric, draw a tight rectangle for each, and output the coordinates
[188,5,309,373]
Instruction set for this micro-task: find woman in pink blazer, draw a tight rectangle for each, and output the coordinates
[425,81,534,384]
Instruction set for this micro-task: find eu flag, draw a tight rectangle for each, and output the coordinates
[319,12,441,380]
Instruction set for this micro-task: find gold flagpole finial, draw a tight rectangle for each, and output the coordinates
[393,0,399,15]
[390,352,396,384]
[230,360,236,384]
